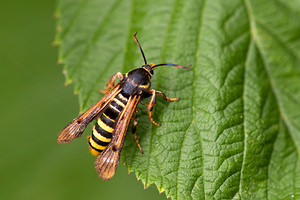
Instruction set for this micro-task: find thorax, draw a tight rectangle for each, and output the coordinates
[121,68,151,96]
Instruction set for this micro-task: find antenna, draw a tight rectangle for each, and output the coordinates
[133,32,147,65]
[133,33,192,70]
[152,63,192,70]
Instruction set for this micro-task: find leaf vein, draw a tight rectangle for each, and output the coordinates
[59,0,89,41]
[81,49,121,109]
[237,4,252,194]
[191,0,208,198]
[68,0,120,79]
[176,122,192,199]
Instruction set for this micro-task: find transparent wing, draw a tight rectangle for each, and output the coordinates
[57,84,122,144]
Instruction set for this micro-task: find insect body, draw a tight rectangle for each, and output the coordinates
[57,33,191,180]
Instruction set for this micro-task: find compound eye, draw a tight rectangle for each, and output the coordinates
[149,69,154,75]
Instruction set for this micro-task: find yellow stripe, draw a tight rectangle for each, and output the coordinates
[88,136,106,150]
[143,66,151,75]
[109,104,120,113]
[93,126,112,143]
[89,146,101,157]
[97,118,114,133]
[139,83,150,89]
[118,93,128,102]
[114,98,125,107]
[103,113,115,122]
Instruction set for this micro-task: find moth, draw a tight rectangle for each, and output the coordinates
[57,33,191,180]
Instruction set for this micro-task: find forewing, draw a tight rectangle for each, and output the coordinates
[57,85,122,144]
[94,95,140,180]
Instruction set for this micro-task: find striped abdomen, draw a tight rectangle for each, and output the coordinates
[88,91,129,156]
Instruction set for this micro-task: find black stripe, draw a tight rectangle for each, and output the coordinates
[88,140,103,152]
[104,106,119,120]
[111,101,124,112]
[120,90,130,98]
[94,122,112,139]
[92,132,110,146]
[100,114,115,128]
[115,94,128,105]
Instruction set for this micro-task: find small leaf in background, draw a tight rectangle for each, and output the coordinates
[56,0,300,199]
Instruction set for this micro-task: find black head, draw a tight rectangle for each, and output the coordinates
[142,64,154,76]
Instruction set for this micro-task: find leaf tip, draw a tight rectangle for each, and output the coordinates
[52,40,60,47]
[57,58,63,64]
[80,108,86,114]
[159,188,165,194]
[64,77,72,86]
[56,26,62,32]
[53,11,60,19]
[52,41,57,47]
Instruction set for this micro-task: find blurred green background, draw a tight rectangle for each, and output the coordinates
[0,1,165,199]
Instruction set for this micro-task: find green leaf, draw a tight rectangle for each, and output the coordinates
[56,0,300,199]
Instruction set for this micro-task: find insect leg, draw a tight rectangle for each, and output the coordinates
[147,89,161,126]
[99,72,123,94]
[155,90,180,102]
[132,108,144,154]
[146,89,180,126]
